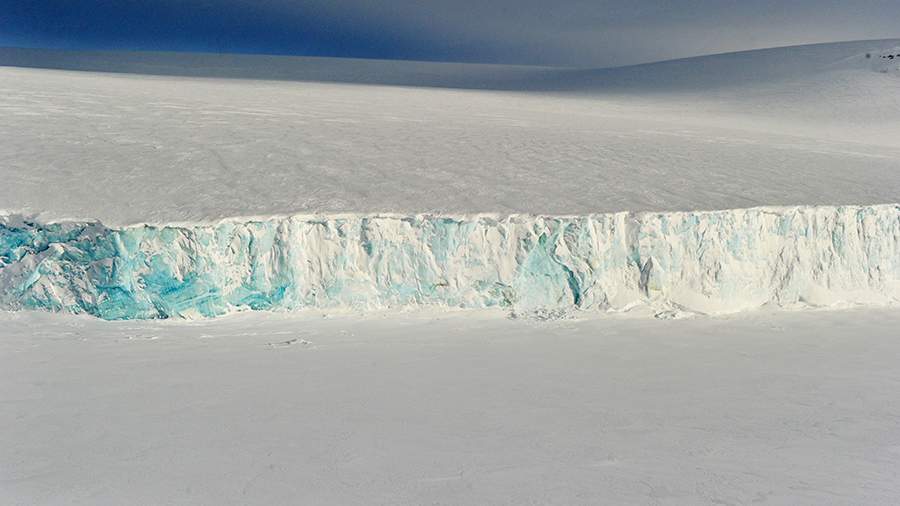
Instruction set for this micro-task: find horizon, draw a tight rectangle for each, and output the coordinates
[2,37,899,71]
[3,0,900,67]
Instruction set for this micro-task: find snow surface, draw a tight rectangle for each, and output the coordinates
[3,308,900,505]
[2,40,900,226]
[4,41,900,504]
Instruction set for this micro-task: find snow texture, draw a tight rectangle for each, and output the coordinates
[2,40,900,226]
[3,308,900,505]
[2,205,897,319]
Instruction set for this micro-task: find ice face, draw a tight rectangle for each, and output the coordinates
[1,205,898,320]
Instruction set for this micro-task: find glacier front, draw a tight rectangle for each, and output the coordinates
[1,205,898,320]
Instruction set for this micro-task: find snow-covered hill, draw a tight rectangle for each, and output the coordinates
[2,39,897,93]
[1,40,899,319]
[2,40,899,225]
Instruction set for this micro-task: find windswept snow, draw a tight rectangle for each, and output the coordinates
[1,40,899,226]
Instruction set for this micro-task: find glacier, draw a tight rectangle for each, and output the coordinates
[1,205,898,320]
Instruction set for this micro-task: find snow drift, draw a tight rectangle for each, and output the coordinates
[1,205,897,320]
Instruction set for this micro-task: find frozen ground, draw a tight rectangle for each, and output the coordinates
[2,40,899,225]
[2,308,900,505]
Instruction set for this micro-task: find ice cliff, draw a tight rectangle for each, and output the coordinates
[1,205,898,320]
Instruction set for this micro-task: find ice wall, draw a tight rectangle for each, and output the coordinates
[1,205,898,320]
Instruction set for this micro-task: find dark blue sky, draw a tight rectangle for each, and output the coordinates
[3,0,899,66]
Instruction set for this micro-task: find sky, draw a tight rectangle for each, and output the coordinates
[2,0,899,67]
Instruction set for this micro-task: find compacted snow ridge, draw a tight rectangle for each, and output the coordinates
[2,204,897,320]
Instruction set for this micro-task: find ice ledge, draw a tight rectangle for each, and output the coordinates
[1,205,898,320]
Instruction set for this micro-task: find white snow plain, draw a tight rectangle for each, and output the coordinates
[3,308,900,505]
[1,40,899,225]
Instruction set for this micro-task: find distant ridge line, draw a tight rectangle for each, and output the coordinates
[1,38,898,92]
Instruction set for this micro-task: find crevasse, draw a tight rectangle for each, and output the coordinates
[1,205,898,320]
